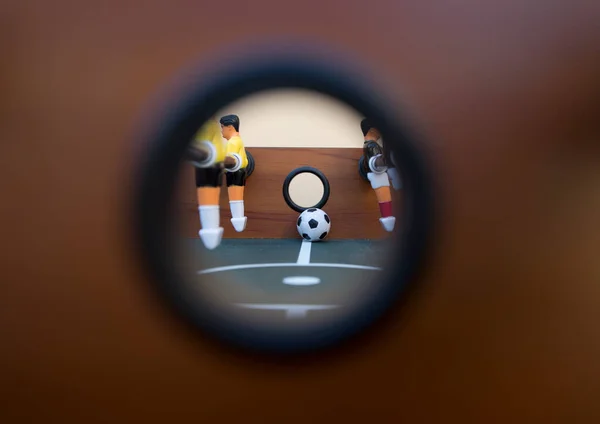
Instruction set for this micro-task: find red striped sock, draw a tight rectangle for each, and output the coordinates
[378,201,393,218]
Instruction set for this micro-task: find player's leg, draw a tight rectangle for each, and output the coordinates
[196,166,224,249]
[386,168,402,190]
[367,171,396,232]
[226,169,247,232]
[385,151,402,191]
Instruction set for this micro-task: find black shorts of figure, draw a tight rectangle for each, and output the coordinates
[195,166,223,188]
[226,168,247,187]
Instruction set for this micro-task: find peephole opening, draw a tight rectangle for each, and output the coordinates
[168,88,407,337]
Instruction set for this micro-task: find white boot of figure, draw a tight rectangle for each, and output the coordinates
[198,205,224,250]
[229,200,247,232]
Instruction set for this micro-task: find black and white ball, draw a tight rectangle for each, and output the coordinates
[296,208,331,242]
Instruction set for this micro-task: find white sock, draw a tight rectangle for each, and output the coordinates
[199,205,220,229]
[229,200,244,218]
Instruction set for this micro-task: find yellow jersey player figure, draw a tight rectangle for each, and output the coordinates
[219,114,249,232]
[360,118,400,232]
[189,118,227,250]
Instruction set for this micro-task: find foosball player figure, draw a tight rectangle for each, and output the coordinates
[188,118,228,250]
[360,118,400,232]
[220,114,249,232]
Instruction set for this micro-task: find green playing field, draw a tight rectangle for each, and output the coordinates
[183,238,393,323]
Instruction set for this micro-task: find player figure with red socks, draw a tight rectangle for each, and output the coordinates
[360,119,401,232]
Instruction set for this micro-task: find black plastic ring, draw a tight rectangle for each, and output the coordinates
[245,150,255,178]
[358,155,370,182]
[132,46,435,356]
[282,166,330,213]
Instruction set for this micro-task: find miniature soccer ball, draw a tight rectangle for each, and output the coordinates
[296,208,331,242]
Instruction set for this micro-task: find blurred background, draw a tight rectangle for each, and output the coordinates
[216,89,365,148]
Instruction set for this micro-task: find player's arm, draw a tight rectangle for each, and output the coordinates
[363,141,387,173]
[189,120,225,168]
[187,144,211,165]
[225,138,243,172]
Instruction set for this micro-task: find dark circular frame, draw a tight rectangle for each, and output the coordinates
[282,166,331,213]
[133,50,435,355]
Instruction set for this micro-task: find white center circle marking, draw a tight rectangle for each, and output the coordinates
[282,276,321,286]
